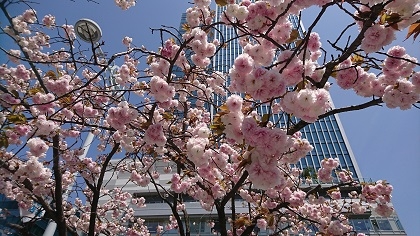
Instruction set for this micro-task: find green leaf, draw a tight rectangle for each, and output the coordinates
[261,114,270,126]
[286,29,300,43]
[181,23,191,33]
[28,87,44,95]
[45,70,57,79]
[6,114,27,124]
[0,134,8,148]
[162,112,173,120]
[215,0,228,6]
[210,123,225,135]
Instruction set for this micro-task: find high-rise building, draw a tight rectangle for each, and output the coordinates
[0,194,54,236]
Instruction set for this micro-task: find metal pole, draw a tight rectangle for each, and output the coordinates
[42,19,126,236]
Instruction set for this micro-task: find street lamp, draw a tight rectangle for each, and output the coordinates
[44,18,123,236]
[75,18,122,99]
[74,18,102,43]
[42,18,104,236]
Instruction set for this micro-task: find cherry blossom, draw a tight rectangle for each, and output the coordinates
[0,0,419,235]
[27,137,49,157]
[114,0,136,10]
[106,101,138,130]
[144,123,167,147]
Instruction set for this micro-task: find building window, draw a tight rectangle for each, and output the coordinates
[395,217,405,230]
[351,219,372,232]
[371,219,393,231]
[190,221,205,233]
[146,221,160,233]
[377,219,393,230]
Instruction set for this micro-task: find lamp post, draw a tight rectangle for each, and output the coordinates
[42,18,103,236]
[74,18,102,43]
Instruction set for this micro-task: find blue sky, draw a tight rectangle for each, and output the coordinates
[1,0,419,234]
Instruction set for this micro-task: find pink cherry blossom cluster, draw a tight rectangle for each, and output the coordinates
[317,158,340,183]
[185,0,212,27]
[160,39,190,71]
[106,101,138,130]
[62,24,76,40]
[330,191,345,204]
[144,123,167,147]
[382,78,419,109]
[8,49,21,64]
[351,202,367,214]
[122,36,132,47]
[131,196,146,208]
[6,9,35,35]
[44,74,74,96]
[374,203,394,218]
[186,125,211,167]
[206,71,226,95]
[164,215,179,232]
[32,114,58,136]
[335,47,420,109]
[79,157,102,183]
[280,88,332,123]
[7,64,31,86]
[221,0,333,36]
[288,189,307,207]
[149,58,170,78]
[73,101,99,118]
[242,117,292,158]
[246,43,274,68]
[358,0,420,29]
[27,137,49,157]
[245,149,284,190]
[268,18,294,46]
[275,50,310,87]
[361,24,395,54]
[385,0,420,28]
[0,93,21,108]
[170,173,191,194]
[112,129,139,152]
[256,218,267,230]
[362,180,393,204]
[149,75,176,103]
[361,180,394,217]
[380,46,419,109]
[116,64,136,85]
[307,32,322,52]
[325,220,353,236]
[114,0,136,10]
[5,124,30,145]
[130,170,151,187]
[42,14,55,28]
[231,1,274,33]
[14,157,53,197]
[282,133,314,164]
[229,54,287,101]
[3,10,63,63]
[223,3,249,23]
[337,169,354,182]
[160,39,178,59]
[221,95,245,143]
[184,28,216,68]
[31,92,56,115]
